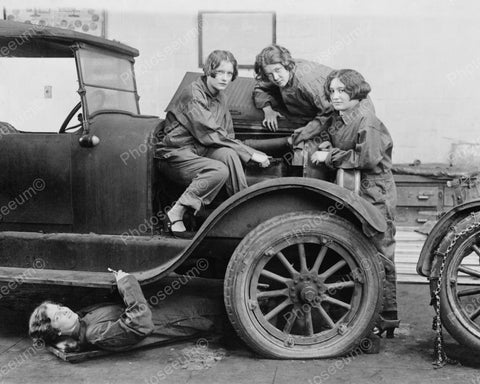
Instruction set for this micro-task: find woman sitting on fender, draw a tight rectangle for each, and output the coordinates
[156,50,269,237]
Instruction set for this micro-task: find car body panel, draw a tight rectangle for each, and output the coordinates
[0,133,73,225]
[0,177,386,288]
[0,113,161,235]
[70,113,160,234]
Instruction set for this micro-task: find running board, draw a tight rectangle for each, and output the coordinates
[0,267,226,291]
[0,231,192,287]
[0,266,115,288]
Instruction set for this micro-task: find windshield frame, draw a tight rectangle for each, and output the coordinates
[74,43,140,122]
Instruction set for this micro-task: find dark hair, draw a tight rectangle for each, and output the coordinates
[28,301,60,345]
[324,69,371,102]
[254,44,296,82]
[203,50,238,81]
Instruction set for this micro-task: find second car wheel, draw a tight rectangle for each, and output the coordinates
[224,211,385,359]
[438,212,480,351]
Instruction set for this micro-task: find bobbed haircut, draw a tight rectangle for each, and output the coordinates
[324,69,371,102]
[203,50,238,81]
[254,44,296,82]
[29,300,60,345]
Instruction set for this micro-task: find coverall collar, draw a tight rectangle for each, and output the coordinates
[284,65,296,89]
[76,318,87,345]
[339,98,372,125]
[201,76,221,100]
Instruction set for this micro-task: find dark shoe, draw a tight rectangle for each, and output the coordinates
[165,216,195,239]
[375,311,400,338]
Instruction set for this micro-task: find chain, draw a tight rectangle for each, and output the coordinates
[432,212,480,368]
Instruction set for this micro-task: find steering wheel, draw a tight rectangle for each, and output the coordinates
[59,102,82,133]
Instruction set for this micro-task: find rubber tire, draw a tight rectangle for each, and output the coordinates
[224,211,385,359]
[439,213,480,351]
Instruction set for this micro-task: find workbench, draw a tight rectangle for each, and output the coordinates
[393,163,480,227]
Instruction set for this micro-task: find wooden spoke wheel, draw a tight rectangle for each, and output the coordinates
[224,211,384,359]
[439,213,480,350]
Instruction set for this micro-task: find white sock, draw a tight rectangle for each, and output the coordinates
[167,209,186,232]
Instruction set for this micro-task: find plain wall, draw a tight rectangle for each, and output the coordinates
[106,1,480,164]
[2,0,480,165]
[0,58,79,130]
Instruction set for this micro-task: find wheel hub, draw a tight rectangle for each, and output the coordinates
[289,274,326,304]
[301,286,317,302]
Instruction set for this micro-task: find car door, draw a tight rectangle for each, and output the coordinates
[0,132,74,232]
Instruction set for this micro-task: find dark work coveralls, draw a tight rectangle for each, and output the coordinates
[253,59,333,130]
[75,275,224,351]
[156,76,256,213]
[324,99,398,315]
[253,59,334,177]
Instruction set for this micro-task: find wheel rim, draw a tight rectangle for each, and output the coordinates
[247,234,367,348]
[445,232,480,337]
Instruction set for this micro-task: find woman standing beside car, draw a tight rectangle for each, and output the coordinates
[310,69,399,337]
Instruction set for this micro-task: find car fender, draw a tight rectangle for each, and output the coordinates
[202,177,386,237]
[138,177,387,285]
[417,199,480,278]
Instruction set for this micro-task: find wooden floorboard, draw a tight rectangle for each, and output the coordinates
[46,335,191,363]
[395,226,480,284]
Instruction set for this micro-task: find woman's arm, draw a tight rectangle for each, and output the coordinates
[178,97,263,163]
[325,125,384,171]
[292,79,333,145]
[303,80,333,130]
[253,81,285,131]
[253,80,282,110]
[85,274,154,351]
[116,273,154,335]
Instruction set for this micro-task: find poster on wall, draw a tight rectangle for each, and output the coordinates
[199,11,276,69]
[3,8,106,37]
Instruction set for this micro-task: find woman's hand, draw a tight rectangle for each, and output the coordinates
[115,270,130,282]
[292,124,323,145]
[251,152,271,168]
[262,106,283,132]
[318,141,332,151]
[311,151,329,165]
[109,268,130,282]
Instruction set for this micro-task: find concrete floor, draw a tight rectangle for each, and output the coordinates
[1,283,480,384]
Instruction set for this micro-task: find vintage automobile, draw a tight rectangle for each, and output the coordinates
[0,20,390,359]
[417,199,480,355]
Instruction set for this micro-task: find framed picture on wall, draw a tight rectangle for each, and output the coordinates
[198,11,276,69]
[3,8,107,38]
